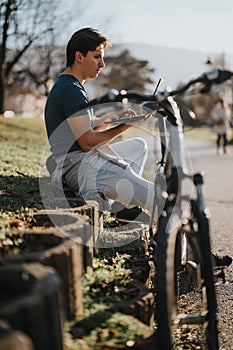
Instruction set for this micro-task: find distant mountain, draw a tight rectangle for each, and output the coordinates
[116,42,233,90]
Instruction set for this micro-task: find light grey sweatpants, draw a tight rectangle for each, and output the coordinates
[63,138,155,213]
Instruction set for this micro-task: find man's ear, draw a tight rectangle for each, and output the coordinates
[75,51,84,63]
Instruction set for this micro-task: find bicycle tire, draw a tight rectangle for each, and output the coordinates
[189,200,219,349]
[153,211,179,350]
[154,207,219,349]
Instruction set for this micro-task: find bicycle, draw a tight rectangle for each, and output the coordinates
[87,68,233,349]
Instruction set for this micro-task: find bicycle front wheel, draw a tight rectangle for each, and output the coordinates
[154,210,219,349]
[154,211,179,349]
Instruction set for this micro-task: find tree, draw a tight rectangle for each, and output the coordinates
[0,0,70,114]
[11,43,65,97]
[100,48,155,92]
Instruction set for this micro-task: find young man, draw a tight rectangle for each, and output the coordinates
[44,28,232,267]
[44,27,154,220]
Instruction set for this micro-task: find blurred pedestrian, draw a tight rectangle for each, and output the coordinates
[211,98,231,155]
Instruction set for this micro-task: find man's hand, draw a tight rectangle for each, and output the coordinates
[104,110,152,125]
[94,108,136,129]
[105,108,136,123]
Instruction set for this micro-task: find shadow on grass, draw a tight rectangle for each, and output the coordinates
[70,309,114,337]
[0,175,85,213]
[69,308,158,349]
[0,175,43,212]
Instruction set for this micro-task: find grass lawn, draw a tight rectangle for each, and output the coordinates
[0,116,48,233]
[0,116,47,176]
[183,125,216,143]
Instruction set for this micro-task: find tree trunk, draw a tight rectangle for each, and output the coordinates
[0,68,5,114]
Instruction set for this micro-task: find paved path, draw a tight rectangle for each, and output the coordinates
[185,138,233,349]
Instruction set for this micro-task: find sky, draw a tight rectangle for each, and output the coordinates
[65,0,233,55]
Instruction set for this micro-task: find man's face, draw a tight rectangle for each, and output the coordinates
[81,45,105,80]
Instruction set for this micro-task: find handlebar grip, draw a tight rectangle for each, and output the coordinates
[199,69,233,93]
[208,69,233,84]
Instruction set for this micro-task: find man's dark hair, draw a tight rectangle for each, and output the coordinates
[66,27,111,67]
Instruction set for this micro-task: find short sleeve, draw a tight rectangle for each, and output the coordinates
[59,85,89,119]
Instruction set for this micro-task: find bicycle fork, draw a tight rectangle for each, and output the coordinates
[192,172,219,350]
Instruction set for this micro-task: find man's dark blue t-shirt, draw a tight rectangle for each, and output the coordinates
[44,74,89,157]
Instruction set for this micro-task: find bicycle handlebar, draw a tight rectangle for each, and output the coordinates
[87,68,233,107]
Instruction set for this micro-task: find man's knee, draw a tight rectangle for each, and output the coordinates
[132,137,148,154]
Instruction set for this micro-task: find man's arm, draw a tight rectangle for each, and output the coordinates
[67,113,131,152]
